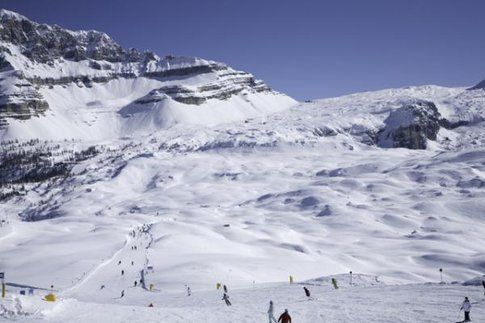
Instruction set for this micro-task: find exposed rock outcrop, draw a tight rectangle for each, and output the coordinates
[0,70,48,121]
[0,9,147,64]
[133,70,270,106]
[377,100,441,149]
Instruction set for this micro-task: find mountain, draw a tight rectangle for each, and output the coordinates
[1,9,485,323]
[0,9,295,140]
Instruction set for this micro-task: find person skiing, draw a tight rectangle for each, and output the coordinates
[460,297,471,322]
[223,284,228,293]
[121,290,125,298]
[268,300,277,323]
[482,280,485,296]
[187,286,191,296]
[134,281,138,287]
[121,270,124,276]
[303,286,311,299]
[222,292,231,306]
[278,309,292,323]
[118,260,121,265]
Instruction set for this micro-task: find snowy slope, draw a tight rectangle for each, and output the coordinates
[1,8,485,323]
[1,84,484,321]
[2,279,485,322]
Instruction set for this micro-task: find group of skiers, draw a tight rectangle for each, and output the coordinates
[106,221,485,321]
[106,224,153,299]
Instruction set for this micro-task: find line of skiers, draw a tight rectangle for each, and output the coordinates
[109,279,484,322]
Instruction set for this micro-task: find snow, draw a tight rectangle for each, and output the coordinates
[1,128,485,321]
[2,279,485,322]
[1,11,485,321]
[0,9,28,21]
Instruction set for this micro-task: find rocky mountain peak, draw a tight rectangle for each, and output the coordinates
[0,9,28,21]
[0,9,151,64]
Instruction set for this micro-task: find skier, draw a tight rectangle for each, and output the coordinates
[118,260,121,265]
[303,286,311,299]
[278,309,292,323]
[482,280,485,295]
[121,270,124,276]
[131,261,134,266]
[121,290,124,298]
[223,284,228,293]
[100,285,105,290]
[222,292,231,306]
[134,281,138,287]
[268,300,277,323]
[460,297,471,322]
[187,286,191,296]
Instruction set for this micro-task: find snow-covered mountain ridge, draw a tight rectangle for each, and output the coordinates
[0,9,295,139]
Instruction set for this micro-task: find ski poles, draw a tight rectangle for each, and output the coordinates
[456,308,462,322]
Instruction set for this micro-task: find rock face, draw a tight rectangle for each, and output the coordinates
[133,71,270,106]
[0,9,294,130]
[377,100,441,149]
[0,10,146,64]
[0,70,48,120]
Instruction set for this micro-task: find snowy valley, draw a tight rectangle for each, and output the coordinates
[0,8,485,323]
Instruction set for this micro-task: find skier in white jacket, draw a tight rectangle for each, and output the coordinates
[460,297,471,322]
[268,300,277,323]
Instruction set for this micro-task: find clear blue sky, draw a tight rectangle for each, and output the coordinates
[1,0,484,100]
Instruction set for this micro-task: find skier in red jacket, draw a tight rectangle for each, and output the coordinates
[278,309,292,323]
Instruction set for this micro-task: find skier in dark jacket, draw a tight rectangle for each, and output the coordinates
[278,309,291,323]
[482,280,485,295]
[303,286,311,299]
[222,292,231,306]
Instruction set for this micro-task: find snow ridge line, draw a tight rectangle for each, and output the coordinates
[61,232,133,295]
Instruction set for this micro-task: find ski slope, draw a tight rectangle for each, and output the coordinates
[1,84,485,321]
[2,277,485,322]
